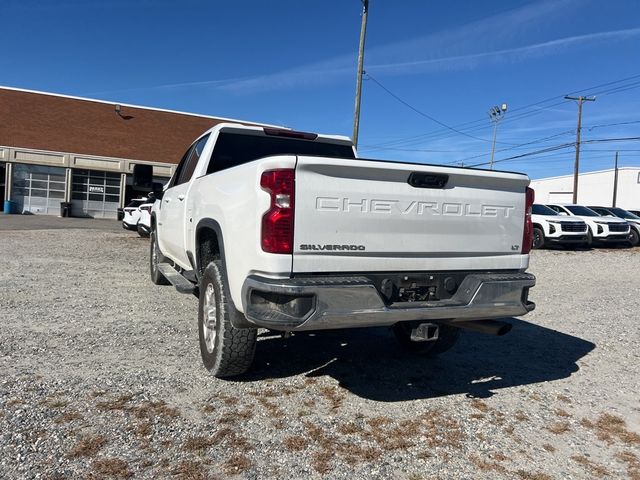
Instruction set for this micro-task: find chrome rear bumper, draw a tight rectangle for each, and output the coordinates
[241,272,535,331]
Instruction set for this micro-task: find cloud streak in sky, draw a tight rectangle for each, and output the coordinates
[86,1,640,97]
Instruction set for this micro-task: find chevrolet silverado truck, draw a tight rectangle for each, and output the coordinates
[135,123,536,378]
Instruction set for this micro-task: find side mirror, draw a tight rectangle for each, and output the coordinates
[151,182,165,200]
[132,164,153,191]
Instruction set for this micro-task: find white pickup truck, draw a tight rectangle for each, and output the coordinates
[135,123,536,377]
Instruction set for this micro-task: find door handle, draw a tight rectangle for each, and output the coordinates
[178,194,185,201]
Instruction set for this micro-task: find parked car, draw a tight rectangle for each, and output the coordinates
[546,204,630,246]
[531,204,588,249]
[135,122,536,378]
[587,206,640,246]
[137,202,153,238]
[122,198,147,230]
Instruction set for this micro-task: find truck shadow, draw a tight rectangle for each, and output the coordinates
[245,319,595,401]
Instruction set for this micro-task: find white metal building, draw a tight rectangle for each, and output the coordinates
[530,167,640,210]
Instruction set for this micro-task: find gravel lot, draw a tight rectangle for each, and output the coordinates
[1,217,639,479]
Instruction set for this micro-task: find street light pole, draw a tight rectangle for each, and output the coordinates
[352,0,369,150]
[488,103,507,169]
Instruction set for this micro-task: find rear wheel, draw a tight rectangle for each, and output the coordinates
[198,259,257,378]
[393,322,460,356]
[532,227,545,249]
[149,230,170,285]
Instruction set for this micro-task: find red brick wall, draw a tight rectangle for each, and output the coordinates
[0,88,251,164]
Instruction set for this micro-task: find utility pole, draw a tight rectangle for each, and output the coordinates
[565,95,595,203]
[488,103,507,169]
[352,0,369,149]
[612,151,619,207]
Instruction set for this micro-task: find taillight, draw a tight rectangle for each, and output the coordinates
[260,169,295,254]
[522,187,535,254]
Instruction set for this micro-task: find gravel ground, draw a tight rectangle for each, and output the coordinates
[1,222,639,479]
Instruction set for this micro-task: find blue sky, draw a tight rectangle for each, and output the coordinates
[1,0,639,179]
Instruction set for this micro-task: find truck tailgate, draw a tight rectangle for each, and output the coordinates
[292,156,530,273]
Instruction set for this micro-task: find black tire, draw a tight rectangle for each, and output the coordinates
[532,227,545,249]
[585,228,594,247]
[137,225,150,238]
[149,230,170,285]
[628,228,639,247]
[392,322,461,356]
[198,260,257,378]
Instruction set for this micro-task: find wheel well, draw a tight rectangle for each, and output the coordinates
[533,223,543,230]
[197,227,220,275]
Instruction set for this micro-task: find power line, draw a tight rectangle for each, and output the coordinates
[365,72,504,144]
[362,72,640,149]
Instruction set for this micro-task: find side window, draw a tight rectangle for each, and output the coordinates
[176,134,210,186]
[548,205,561,213]
[167,145,195,189]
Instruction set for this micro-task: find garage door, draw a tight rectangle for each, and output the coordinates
[71,170,121,219]
[11,164,66,215]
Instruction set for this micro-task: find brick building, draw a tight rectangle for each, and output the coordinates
[0,86,260,218]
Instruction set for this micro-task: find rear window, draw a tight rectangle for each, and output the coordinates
[206,132,355,175]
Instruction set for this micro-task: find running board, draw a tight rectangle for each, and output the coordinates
[157,263,196,294]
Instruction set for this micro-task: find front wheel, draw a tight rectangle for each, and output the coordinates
[198,260,257,378]
[628,228,639,247]
[532,227,545,249]
[392,322,461,356]
[149,230,170,285]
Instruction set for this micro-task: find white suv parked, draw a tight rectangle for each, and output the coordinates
[546,204,630,246]
[531,204,588,249]
[122,198,147,230]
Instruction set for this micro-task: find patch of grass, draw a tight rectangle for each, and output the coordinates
[222,454,251,475]
[337,422,362,435]
[555,408,571,418]
[67,435,108,458]
[514,470,553,480]
[582,413,640,445]
[546,421,571,435]
[470,455,507,473]
[131,400,180,421]
[201,404,215,413]
[470,413,485,420]
[283,435,308,451]
[92,458,132,479]
[514,411,529,422]
[54,411,83,424]
[302,398,316,408]
[470,399,491,413]
[571,454,610,477]
[318,386,345,410]
[96,394,133,411]
[136,421,152,438]
[542,443,556,453]
[183,436,216,453]
[556,394,572,404]
[6,398,24,407]
[41,398,69,408]
[311,450,332,474]
[171,459,210,480]
[615,451,640,480]
[255,397,283,419]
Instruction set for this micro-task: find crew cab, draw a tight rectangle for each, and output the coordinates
[587,206,640,247]
[546,204,630,246]
[531,204,588,248]
[137,123,536,377]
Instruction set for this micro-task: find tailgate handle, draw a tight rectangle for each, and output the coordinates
[407,172,448,189]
